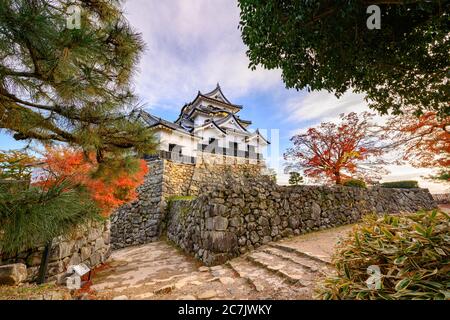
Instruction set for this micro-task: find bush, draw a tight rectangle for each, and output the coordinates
[0,180,101,254]
[343,179,366,188]
[315,210,449,300]
[380,180,419,189]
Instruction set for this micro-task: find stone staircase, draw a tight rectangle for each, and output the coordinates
[226,243,333,300]
[92,225,351,300]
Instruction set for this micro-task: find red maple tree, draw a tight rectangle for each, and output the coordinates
[284,112,386,185]
[35,146,148,216]
[384,111,450,181]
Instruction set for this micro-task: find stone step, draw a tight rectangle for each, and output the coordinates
[261,247,328,274]
[246,251,312,287]
[226,258,288,294]
[268,243,332,266]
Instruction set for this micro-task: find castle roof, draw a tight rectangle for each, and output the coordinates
[141,85,268,143]
[202,83,239,107]
[138,111,199,137]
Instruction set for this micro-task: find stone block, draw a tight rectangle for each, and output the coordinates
[102,231,110,245]
[47,261,64,276]
[26,266,40,282]
[95,238,105,251]
[250,231,260,244]
[87,227,102,242]
[90,252,102,267]
[213,216,228,231]
[311,202,321,220]
[50,241,74,261]
[257,216,269,226]
[203,231,237,253]
[229,217,242,227]
[68,253,81,267]
[271,216,281,226]
[0,263,27,285]
[205,217,214,230]
[262,236,272,244]
[288,216,299,229]
[80,246,91,261]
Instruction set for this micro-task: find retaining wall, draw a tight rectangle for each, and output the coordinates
[166,178,437,265]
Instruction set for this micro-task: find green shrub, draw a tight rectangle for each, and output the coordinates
[315,210,450,300]
[380,180,419,188]
[0,181,101,254]
[343,179,367,188]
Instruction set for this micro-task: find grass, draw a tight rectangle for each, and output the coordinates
[0,283,71,300]
[166,195,196,202]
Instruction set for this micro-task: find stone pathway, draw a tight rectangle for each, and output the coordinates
[90,224,354,300]
[439,204,449,213]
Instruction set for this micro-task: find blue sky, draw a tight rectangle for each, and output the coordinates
[0,0,446,192]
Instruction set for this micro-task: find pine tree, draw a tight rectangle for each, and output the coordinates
[288,172,303,186]
[0,180,100,256]
[0,0,156,163]
[0,178,101,283]
[0,0,156,283]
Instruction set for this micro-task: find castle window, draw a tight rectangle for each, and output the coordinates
[169,143,182,155]
[230,142,238,156]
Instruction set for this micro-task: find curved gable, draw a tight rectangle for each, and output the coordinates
[193,121,227,135]
[246,129,270,145]
[216,114,248,132]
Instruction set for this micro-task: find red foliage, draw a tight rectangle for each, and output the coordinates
[35,147,148,216]
[384,111,450,176]
[284,112,386,184]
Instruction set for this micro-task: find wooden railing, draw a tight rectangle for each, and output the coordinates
[144,151,196,164]
[143,144,264,164]
[196,144,263,160]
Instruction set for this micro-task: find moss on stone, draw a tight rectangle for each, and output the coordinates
[167,195,196,202]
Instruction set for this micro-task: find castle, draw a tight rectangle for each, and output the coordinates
[137,84,270,164]
[110,85,437,265]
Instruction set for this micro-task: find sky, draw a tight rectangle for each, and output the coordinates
[0,0,447,193]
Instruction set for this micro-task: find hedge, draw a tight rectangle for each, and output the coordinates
[343,179,367,188]
[380,180,419,189]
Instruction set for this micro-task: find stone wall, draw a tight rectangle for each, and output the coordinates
[110,156,267,249]
[166,178,437,265]
[0,220,110,283]
[432,193,450,204]
[188,154,267,196]
[111,160,165,249]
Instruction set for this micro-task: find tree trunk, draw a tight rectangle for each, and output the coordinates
[335,172,341,185]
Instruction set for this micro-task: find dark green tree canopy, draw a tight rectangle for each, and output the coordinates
[288,171,304,185]
[0,0,155,161]
[238,1,449,117]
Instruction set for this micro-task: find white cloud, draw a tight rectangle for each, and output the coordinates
[124,0,281,111]
[283,90,389,137]
[285,90,369,123]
